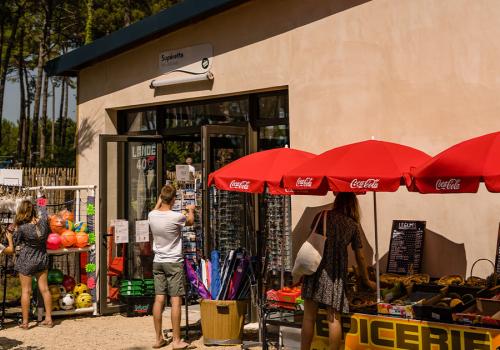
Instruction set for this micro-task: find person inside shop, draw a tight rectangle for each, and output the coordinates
[0,224,15,255]
[149,184,195,349]
[300,192,376,350]
[13,200,53,329]
[185,157,196,177]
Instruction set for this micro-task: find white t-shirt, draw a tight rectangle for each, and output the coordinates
[0,243,5,254]
[148,210,186,263]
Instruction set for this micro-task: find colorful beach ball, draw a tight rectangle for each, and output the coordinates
[75,232,89,248]
[61,230,76,248]
[46,233,62,250]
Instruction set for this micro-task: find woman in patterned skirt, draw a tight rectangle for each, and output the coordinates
[300,193,375,350]
[14,200,53,329]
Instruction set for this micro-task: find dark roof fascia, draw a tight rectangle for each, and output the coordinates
[45,0,247,77]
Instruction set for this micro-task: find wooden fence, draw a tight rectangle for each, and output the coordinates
[7,168,78,211]
[20,167,77,188]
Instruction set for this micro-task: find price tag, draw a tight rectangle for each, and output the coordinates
[135,220,150,243]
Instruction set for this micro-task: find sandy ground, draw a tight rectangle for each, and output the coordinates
[0,305,258,350]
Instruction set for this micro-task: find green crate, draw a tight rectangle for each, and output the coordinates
[120,279,144,286]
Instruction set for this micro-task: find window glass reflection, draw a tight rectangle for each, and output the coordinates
[258,94,288,119]
[125,110,157,132]
[164,99,249,128]
[259,125,289,150]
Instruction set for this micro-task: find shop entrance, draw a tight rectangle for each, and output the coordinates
[100,90,290,311]
[98,135,163,315]
[162,125,253,259]
[202,125,255,257]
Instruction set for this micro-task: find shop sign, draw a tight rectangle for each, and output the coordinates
[159,44,213,74]
[312,313,500,350]
[131,144,156,159]
[386,220,426,274]
[131,144,156,171]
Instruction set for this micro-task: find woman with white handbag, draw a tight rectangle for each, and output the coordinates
[297,192,375,350]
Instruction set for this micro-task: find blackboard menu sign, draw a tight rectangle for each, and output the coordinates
[386,220,426,275]
[495,223,500,274]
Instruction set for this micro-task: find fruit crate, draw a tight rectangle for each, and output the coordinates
[413,285,480,323]
[454,286,500,328]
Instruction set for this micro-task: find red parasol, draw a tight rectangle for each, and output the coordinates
[407,131,500,193]
[282,139,430,302]
[283,140,431,192]
[208,148,328,195]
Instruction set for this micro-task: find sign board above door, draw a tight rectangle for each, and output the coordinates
[159,44,213,75]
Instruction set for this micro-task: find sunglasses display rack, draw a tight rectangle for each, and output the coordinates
[264,194,292,273]
[209,188,246,259]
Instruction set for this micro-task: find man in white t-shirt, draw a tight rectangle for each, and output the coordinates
[148,184,194,349]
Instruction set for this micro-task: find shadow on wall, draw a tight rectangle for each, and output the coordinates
[292,207,467,279]
[76,118,99,158]
[153,79,215,97]
[378,228,467,278]
[80,0,373,103]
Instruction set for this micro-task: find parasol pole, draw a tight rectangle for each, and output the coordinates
[373,191,381,302]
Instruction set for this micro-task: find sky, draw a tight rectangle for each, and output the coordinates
[3,74,77,124]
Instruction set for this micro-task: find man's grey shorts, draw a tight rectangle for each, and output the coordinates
[152,261,185,296]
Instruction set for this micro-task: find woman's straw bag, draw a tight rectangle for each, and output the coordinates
[292,210,327,278]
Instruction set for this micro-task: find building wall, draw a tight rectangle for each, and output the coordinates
[78,0,500,277]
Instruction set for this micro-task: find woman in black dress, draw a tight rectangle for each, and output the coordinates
[300,193,375,350]
[14,200,53,329]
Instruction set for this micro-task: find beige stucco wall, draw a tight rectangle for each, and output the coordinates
[78,0,500,277]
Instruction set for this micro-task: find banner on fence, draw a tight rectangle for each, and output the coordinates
[0,169,23,186]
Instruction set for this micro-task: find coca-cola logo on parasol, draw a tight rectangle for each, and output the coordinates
[435,178,461,191]
[229,180,250,190]
[296,177,314,187]
[350,178,380,189]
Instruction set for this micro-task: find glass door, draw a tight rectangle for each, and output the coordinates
[99,135,163,315]
[202,125,255,258]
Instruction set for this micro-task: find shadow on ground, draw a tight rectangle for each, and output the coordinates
[0,337,21,350]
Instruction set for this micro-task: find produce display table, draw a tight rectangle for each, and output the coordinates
[263,306,500,350]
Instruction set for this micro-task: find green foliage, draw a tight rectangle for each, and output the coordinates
[39,119,77,167]
[0,120,18,158]
[1,0,181,168]
[165,140,200,172]
[85,0,94,44]
[91,0,180,38]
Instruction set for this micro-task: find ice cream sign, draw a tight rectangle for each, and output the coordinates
[159,44,213,74]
